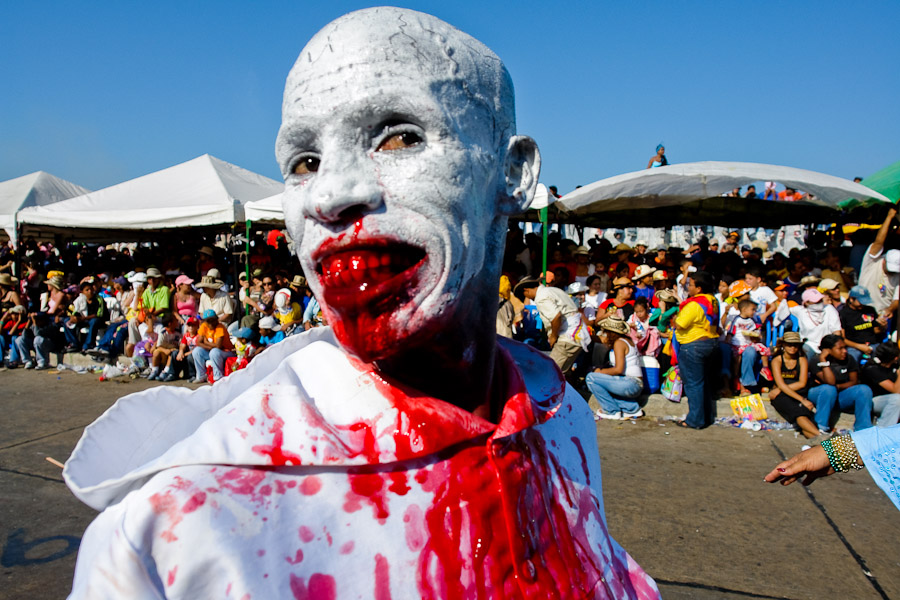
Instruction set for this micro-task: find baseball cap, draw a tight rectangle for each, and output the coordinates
[802,288,824,304]
[885,249,900,273]
[848,285,873,305]
[202,309,217,320]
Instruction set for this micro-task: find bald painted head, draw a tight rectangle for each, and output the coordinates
[276,7,540,363]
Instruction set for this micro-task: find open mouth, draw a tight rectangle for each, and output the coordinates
[315,243,427,312]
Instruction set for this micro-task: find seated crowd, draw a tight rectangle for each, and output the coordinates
[0,237,325,383]
[499,207,900,434]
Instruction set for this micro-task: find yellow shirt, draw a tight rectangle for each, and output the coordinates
[674,296,719,344]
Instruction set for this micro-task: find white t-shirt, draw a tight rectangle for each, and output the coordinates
[582,292,607,322]
[858,245,899,313]
[749,285,778,317]
[534,285,587,348]
[789,304,842,353]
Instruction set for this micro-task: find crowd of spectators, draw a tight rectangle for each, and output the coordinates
[501,206,900,435]
[0,232,325,383]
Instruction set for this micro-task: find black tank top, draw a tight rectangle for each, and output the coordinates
[778,356,806,392]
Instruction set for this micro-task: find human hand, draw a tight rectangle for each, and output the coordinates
[547,332,558,347]
[800,398,815,412]
[764,445,833,486]
[819,349,830,361]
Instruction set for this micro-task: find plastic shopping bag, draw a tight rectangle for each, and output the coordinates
[660,366,682,403]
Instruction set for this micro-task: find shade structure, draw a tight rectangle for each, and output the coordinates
[244,192,285,224]
[861,159,900,206]
[553,161,893,228]
[0,171,89,243]
[18,155,283,240]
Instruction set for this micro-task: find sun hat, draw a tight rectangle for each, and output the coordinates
[885,249,900,273]
[195,275,223,289]
[238,272,248,281]
[598,316,629,336]
[290,275,308,288]
[206,268,221,279]
[513,275,541,300]
[0,273,18,286]
[566,282,588,295]
[727,280,752,301]
[251,268,263,278]
[202,309,217,320]
[611,276,633,290]
[635,240,649,248]
[817,278,839,291]
[10,305,25,314]
[751,239,768,250]
[145,267,163,278]
[848,285,873,305]
[802,288,824,304]
[780,331,803,345]
[258,316,281,331]
[274,288,293,310]
[128,272,148,285]
[46,275,65,290]
[614,243,632,253]
[798,275,821,287]
[652,269,668,281]
[655,289,678,304]
[235,327,254,339]
[199,246,215,257]
[572,246,590,257]
[632,264,658,281]
[175,274,195,287]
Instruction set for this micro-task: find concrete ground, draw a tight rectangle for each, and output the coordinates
[1,368,898,599]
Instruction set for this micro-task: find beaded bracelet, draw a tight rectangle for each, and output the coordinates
[821,435,864,473]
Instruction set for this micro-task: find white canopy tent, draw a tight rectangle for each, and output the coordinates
[553,161,893,228]
[0,171,89,243]
[244,192,285,224]
[17,154,283,240]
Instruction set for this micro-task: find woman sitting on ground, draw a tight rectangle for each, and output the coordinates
[586,316,645,420]
[807,334,873,434]
[768,331,818,439]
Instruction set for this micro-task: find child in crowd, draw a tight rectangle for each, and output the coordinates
[627,297,660,356]
[257,316,284,350]
[729,298,772,393]
[1,305,28,367]
[148,315,182,382]
[230,327,259,371]
[175,317,200,380]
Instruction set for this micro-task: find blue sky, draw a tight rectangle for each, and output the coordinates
[2,1,898,195]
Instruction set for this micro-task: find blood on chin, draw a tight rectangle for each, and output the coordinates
[328,304,425,364]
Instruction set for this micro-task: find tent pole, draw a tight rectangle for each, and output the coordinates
[540,207,548,284]
[245,220,251,281]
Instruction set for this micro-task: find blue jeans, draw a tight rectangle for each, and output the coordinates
[739,345,760,387]
[808,384,873,432]
[63,317,104,350]
[719,342,732,377]
[96,320,128,355]
[873,393,900,427]
[678,337,720,428]
[846,346,865,365]
[192,346,236,381]
[14,334,54,367]
[586,373,642,414]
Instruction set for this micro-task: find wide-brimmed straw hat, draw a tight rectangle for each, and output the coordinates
[614,243,632,253]
[573,246,590,257]
[195,275,223,289]
[46,275,65,290]
[566,282,588,295]
[290,275,308,288]
[780,331,803,345]
[199,246,215,257]
[611,276,633,290]
[145,267,163,278]
[598,316,629,336]
[655,289,678,304]
[513,276,541,300]
[632,264,658,281]
[0,273,18,286]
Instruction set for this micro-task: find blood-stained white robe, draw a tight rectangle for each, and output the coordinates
[65,327,660,599]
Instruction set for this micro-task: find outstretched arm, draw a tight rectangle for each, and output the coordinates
[868,206,898,258]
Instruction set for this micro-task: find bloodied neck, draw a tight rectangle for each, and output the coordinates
[275,9,539,421]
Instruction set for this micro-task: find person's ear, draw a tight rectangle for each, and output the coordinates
[499,135,541,215]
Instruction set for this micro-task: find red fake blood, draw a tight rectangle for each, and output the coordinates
[343,469,389,522]
[251,392,303,466]
[388,470,410,495]
[215,468,266,497]
[298,526,315,543]
[182,492,207,513]
[374,553,391,600]
[299,476,321,496]
[286,549,304,565]
[315,223,427,363]
[289,573,336,600]
[148,491,183,543]
[339,541,355,555]
[167,566,177,587]
[570,436,592,484]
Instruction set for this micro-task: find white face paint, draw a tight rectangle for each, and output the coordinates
[276,8,538,363]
